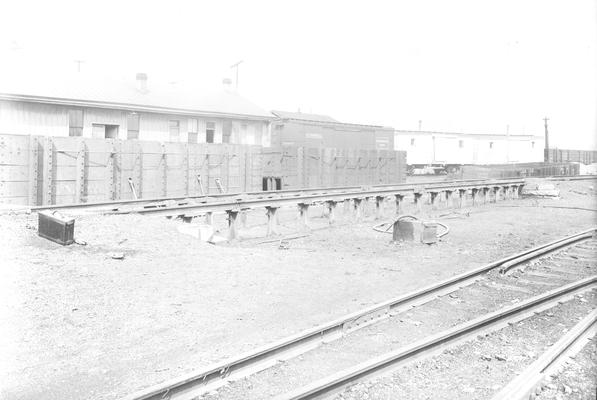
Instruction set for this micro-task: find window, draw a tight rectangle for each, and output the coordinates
[206,122,215,143]
[459,140,464,148]
[531,141,535,148]
[489,142,494,149]
[188,118,198,144]
[410,138,415,146]
[127,113,140,139]
[222,120,232,144]
[92,124,119,139]
[169,120,180,142]
[68,109,83,136]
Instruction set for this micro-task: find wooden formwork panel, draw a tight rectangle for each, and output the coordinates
[0,135,34,205]
[305,147,321,188]
[226,145,243,193]
[0,133,408,204]
[163,142,188,197]
[246,146,263,192]
[280,146,299,189]
[0,164,29,181]
[187,143,209,195]
[205,144,224,194]
[0,134,31,165]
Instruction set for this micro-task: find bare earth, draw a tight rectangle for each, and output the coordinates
[0,178,596,400]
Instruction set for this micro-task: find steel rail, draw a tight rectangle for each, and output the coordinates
[120,228,593,400]
[29,178,524,213]
[110,178,526,217]
[491,309,597,400]
[279,276,597,400]
[547,175,597,181]
[499,230,596,274]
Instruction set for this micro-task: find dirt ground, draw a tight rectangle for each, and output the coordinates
[0,177,596,400]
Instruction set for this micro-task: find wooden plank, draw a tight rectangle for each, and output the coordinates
[0,164,30,181]
[42,136,54,205]
[54,181,76,204]
[28,136,41,206]
[0,134,32,166]
[0,181,29,203]
[74,138,87,203]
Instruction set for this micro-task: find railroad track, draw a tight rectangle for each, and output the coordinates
[29,178,524,215]
[121,228,596,400]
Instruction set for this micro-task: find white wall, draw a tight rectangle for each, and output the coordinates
[0,100,68,136]
[0,100,270,145]
[395,130,544,165]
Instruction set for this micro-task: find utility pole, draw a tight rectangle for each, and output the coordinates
[230,60,243,90]
[543,117,550,162]
[74,59,85,72]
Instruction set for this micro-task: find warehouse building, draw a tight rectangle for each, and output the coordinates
[0,73,273,146]
[270,110,394,150]
[395,130,544,167]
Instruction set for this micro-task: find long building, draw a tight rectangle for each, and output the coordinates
[0,73,273,145]
[395,129,545,166]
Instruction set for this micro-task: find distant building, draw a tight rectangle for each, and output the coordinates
[270,110,394,150]
[395,130,544,166]
[0,73,273,145]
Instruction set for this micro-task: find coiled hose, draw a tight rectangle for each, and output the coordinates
[373,214,450,238]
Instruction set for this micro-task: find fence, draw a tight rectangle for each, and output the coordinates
[0,134,406,206]
[545,148,597,165]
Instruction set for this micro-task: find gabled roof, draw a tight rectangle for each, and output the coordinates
[0,72,273,120]
[271,110,393,130]
[271,110,338,123]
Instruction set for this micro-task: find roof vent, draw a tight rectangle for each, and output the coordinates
[136,73,148,93]
[222,78,233,92]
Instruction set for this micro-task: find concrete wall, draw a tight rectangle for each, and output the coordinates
[395,131,544,165]
[0,100,270,146]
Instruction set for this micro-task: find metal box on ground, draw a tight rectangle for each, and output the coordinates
[38,211,75,245]
[393,220,415,242]
[421,222,438,244]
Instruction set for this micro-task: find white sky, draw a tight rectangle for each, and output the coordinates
[1,0,596,149]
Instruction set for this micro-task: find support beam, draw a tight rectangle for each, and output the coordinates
[298,203,310,231]
[353,198,363,221]
[471,188,479,206]
[375,196,385,220]
[413,192,423,213]
[265,206,279,237]
[458,189,467,208]
[445,190,453,208]
[430,191,439,210]
[502,186,511,200]
[394,194,404,215]
[226,210,240,241]
[482,187,490,204]
[325,201,337,225]
[363,197,371,217]
[491,186,499,203]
